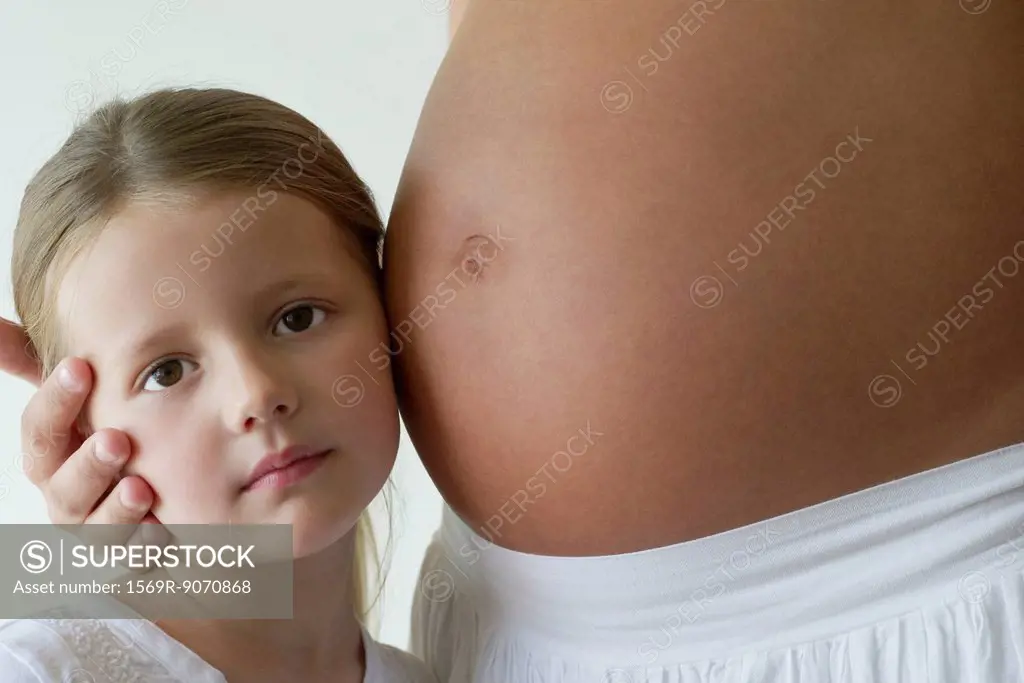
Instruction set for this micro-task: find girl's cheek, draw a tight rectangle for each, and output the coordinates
[145,468,206,524]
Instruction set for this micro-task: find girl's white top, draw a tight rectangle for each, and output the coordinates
[0,611,437,683]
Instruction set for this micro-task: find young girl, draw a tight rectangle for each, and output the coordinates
[0,87,436,683]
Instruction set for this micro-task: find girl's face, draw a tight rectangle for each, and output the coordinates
[56,189,399,558]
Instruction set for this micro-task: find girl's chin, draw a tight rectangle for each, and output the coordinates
[288,517,360,559]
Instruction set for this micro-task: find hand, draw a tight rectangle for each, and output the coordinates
[2,316,159,541]
[26,358,159,531]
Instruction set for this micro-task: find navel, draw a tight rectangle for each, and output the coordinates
[451,228,514,283]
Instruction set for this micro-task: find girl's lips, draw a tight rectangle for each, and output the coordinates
[243,449,333,492]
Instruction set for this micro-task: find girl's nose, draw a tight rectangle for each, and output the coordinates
[228,353,299,432]
[239,394,296,432]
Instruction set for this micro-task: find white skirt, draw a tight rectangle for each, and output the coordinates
[411,442,1024,682]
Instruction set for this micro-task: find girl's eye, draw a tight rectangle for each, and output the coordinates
[274,304,327,336]
[141,359,198,393]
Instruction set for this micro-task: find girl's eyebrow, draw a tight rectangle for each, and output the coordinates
[253,275,338,302]
[254,278,307,301]
[115,322,192,364]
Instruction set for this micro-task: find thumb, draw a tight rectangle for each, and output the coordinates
[0,317,42,386]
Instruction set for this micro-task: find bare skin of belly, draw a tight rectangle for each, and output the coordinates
[383,0,1024,555]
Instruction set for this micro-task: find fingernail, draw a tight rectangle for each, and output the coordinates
[95,441,124,465]
[58,362,84,392]
[120,486,146,511]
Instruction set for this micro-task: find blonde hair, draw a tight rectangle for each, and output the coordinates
[11,86,392,624]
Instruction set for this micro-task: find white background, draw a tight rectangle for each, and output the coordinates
[0,0,449,651]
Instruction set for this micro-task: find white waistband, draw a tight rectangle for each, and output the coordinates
[432,442,1024,661]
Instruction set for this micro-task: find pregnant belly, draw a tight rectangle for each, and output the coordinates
[383,0,1024,555]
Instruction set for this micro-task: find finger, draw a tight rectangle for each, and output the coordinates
[124,517,175,575]
[20,358,93,487]
[46,429,131,525]
[83,475,154,527]
[0,317,41,386]
[82,477,163,563]
[69,479,158,565]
